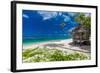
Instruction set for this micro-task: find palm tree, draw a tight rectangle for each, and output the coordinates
[74,13,91,45]
[75,13,91,29]
[75,13,85,25]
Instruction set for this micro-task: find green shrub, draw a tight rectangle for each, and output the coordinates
[22,47,90,63]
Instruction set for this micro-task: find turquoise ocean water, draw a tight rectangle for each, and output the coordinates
[23,35,72,45]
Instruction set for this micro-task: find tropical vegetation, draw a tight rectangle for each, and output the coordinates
[75,13,91,29]
[23,47,90,63]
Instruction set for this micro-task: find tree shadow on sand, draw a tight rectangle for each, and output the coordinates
[68,42,91,53]
[43,42,91,53]
[44,43,64,47]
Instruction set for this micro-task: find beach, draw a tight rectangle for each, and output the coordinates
[23,39,90,54]
[23,39,72,49]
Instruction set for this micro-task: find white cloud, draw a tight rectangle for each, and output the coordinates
[67,12,77,17]
[37,11,58,20]
[85,13,91,17]
[37,11,73,22]
[63,15,71,22]
[23,14,29,18]
[58,12,62,16]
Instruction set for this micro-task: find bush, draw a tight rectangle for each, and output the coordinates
[22,47,90,63]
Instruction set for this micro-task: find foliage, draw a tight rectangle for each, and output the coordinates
[22,47,90,63]
[75,13,91,29]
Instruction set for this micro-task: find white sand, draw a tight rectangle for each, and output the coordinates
[23,39,72,49]
[23,39,90,54]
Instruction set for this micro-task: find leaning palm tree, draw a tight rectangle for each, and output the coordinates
[75,13,91,30]
[59,13,91,45]
[75,13,85,25]
[74,13,91,45]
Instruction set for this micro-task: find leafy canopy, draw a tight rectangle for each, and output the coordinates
[75,13,91,29]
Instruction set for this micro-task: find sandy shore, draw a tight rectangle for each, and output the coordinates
[23,39,72,49]
[23,39,90,54]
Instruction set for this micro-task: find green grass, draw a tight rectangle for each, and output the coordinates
[22,47,90,63]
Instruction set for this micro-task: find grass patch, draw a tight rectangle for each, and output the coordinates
[22,47,90,63]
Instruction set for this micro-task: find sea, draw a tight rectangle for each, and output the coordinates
[23,35,72,45]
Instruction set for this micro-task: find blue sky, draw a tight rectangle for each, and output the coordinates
[22,10,90,39]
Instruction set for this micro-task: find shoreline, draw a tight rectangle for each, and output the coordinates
[23,38,72,49]
[23,38,90,54]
